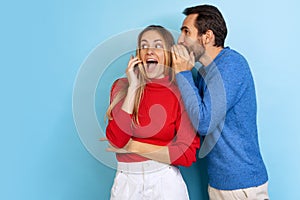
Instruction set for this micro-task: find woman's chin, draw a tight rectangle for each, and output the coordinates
[146,74,155,79]
[146,73,164,79]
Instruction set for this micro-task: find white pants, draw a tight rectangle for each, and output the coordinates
[208,181,269,200]
[110,160,189,200]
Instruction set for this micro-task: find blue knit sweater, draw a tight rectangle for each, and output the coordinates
[176,47,268,190]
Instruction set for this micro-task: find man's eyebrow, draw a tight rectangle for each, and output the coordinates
[180,26,189,31]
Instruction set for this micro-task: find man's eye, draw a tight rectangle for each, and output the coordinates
[181,29,190,36]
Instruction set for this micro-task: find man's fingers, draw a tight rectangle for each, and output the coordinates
[190,51,195,65]
[177,45,184,58]
[171,46,177,60]
[177,45,188,59]
[172,45,190,61]
[172,45,182,59]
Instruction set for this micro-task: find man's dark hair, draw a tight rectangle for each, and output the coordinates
[183,5,227,47]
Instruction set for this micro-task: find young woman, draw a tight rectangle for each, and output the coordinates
[106,25,200,200]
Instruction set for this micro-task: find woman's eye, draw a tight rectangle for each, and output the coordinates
[141,44,148,49]
[155,44,163,49]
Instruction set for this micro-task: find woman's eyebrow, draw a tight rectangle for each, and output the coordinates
[141,39,162,42]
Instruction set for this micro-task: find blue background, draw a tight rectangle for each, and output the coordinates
[1,0,299,199]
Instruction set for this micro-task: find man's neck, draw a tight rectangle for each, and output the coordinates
[199,46,223,67]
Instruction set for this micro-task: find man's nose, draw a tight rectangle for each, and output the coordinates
[177,34,184,44]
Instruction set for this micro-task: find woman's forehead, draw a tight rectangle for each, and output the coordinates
[140,30,163,42]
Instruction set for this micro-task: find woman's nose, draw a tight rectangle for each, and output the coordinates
[146,48,154,55]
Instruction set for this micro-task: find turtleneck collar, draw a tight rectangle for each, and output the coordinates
[146,76,172,88]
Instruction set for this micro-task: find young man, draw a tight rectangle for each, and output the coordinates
[171,4,269,200]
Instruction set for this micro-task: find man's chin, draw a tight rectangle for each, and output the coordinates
[194,54,201,62]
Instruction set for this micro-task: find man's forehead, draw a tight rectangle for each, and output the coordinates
[182,14,198,28]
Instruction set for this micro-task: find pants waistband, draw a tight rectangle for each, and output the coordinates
[117,160,172,174]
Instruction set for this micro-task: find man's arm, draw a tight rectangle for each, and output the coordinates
[171,45,226,135]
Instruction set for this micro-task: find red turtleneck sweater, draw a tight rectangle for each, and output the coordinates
[106,76,200,167]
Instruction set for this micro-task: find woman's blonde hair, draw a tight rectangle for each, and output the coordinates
[106,25,175,124]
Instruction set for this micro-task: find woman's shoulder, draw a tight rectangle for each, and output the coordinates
[113,77,127,85]
[110,78,128,96]
[111,77,128,89]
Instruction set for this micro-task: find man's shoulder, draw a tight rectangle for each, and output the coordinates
[217,47,249,71]
[222,47,246,60]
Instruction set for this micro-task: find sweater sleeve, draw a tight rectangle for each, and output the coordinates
[176,64,229,135]
[176,70,212,135]
[176,54,250,136]
[168,98,200,167]
[106,79,133,148]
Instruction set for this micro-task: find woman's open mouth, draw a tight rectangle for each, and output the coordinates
[146,59,158,72]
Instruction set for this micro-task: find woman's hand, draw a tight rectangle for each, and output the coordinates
[121,56,142,114]
[100,137,131,154]
[126,55,142,89]
[106,144,129,154]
